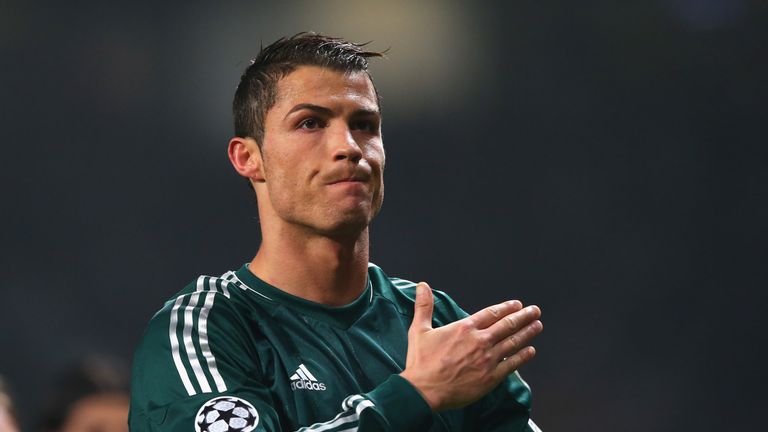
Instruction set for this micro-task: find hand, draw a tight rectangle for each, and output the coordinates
[399,282,543,412]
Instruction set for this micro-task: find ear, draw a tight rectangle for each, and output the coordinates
[228,137,265,183]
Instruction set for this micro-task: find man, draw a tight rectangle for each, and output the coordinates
[130,33,543,431]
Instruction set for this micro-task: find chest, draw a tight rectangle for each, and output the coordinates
[251,304,410,427]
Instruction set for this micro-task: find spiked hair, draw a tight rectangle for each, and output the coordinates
[233,32,385,146]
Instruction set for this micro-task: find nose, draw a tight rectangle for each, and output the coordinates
[331,125,363,163]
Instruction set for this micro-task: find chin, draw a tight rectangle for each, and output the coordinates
[327,217,370,238]
[317,209,373,239]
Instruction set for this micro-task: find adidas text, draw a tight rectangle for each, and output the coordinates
[289,364,327,391]
[290,380,327,391]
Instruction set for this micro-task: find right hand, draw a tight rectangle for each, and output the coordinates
[399,282,543,412]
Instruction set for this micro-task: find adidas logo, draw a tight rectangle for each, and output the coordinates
[289,364,327,391]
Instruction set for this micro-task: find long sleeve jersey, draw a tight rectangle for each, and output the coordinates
[129,263,541,431]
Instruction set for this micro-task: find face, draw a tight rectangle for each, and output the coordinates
[257,65,385,237]
[60,394,128,432]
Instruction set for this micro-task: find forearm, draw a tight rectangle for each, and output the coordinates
[360,374,434,431]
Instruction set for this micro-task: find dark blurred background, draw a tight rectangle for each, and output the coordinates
[2,0,766,430]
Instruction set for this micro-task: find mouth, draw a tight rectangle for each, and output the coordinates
[327,174,370,186]
[328,180,368,193]
[329,178,365,185]
[326,175,371,198]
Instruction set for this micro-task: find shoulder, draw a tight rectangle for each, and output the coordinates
[140,273,250,341]
[367,263,469,324]
[132,272,258,406]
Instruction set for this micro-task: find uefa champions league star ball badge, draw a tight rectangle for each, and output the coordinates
[195,396,259,432]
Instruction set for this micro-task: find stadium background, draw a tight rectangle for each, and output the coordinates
[1,1,766,430]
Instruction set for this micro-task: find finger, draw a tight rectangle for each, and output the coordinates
[490,320,543,361]
[410,282,434,333]
[492,346,537,382]
[470,300,523,329]
[485,305,541,344]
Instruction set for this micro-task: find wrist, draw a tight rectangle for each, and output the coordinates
[398,370,440,411]
[366,375,435,431]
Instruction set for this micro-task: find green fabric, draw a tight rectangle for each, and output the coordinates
[365,374,433,431]
[129,264,536,431]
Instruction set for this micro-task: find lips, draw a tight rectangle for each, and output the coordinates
[325,171,371,185]
[328,177,366,185]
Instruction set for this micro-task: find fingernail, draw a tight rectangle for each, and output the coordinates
[418,283,430,296]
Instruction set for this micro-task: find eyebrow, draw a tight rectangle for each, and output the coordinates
[283,103,380,120]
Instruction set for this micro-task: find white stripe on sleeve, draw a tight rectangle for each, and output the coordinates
[353,400,373,416]
[182,278,212,393]
[296,394,373,432]
[528,418,543,432]
[168,296,196,396]
[197,279,227,392]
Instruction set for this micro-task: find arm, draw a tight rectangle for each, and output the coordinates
[469,371,543,431]
[297,375,433,432]
[129,289,282,431]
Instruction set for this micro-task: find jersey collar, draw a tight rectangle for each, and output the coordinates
[234,264,374,329]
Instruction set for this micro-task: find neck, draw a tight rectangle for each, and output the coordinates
[249,226,370,306]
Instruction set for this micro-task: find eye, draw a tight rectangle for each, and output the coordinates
[350,120,377,132]
[298,117,324,130]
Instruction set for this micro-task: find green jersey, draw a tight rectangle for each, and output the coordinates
[129,263,541,431]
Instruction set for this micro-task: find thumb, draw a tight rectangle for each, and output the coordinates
[411,282,434,333]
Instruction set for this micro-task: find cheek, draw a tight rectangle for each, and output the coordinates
[268,169,302,206]
[368,145,385,204]
[264,150,299,187]
[264,157,316,213]
[366,142,385,171]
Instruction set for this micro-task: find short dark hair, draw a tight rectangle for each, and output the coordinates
[233,32,385,146]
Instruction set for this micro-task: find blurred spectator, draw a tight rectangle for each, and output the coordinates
[38,356,129,432]
[0,376,20,432]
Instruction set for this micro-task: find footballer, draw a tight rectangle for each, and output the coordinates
[129,33,544,432]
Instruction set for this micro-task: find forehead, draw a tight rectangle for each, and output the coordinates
[272,65,379,112]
